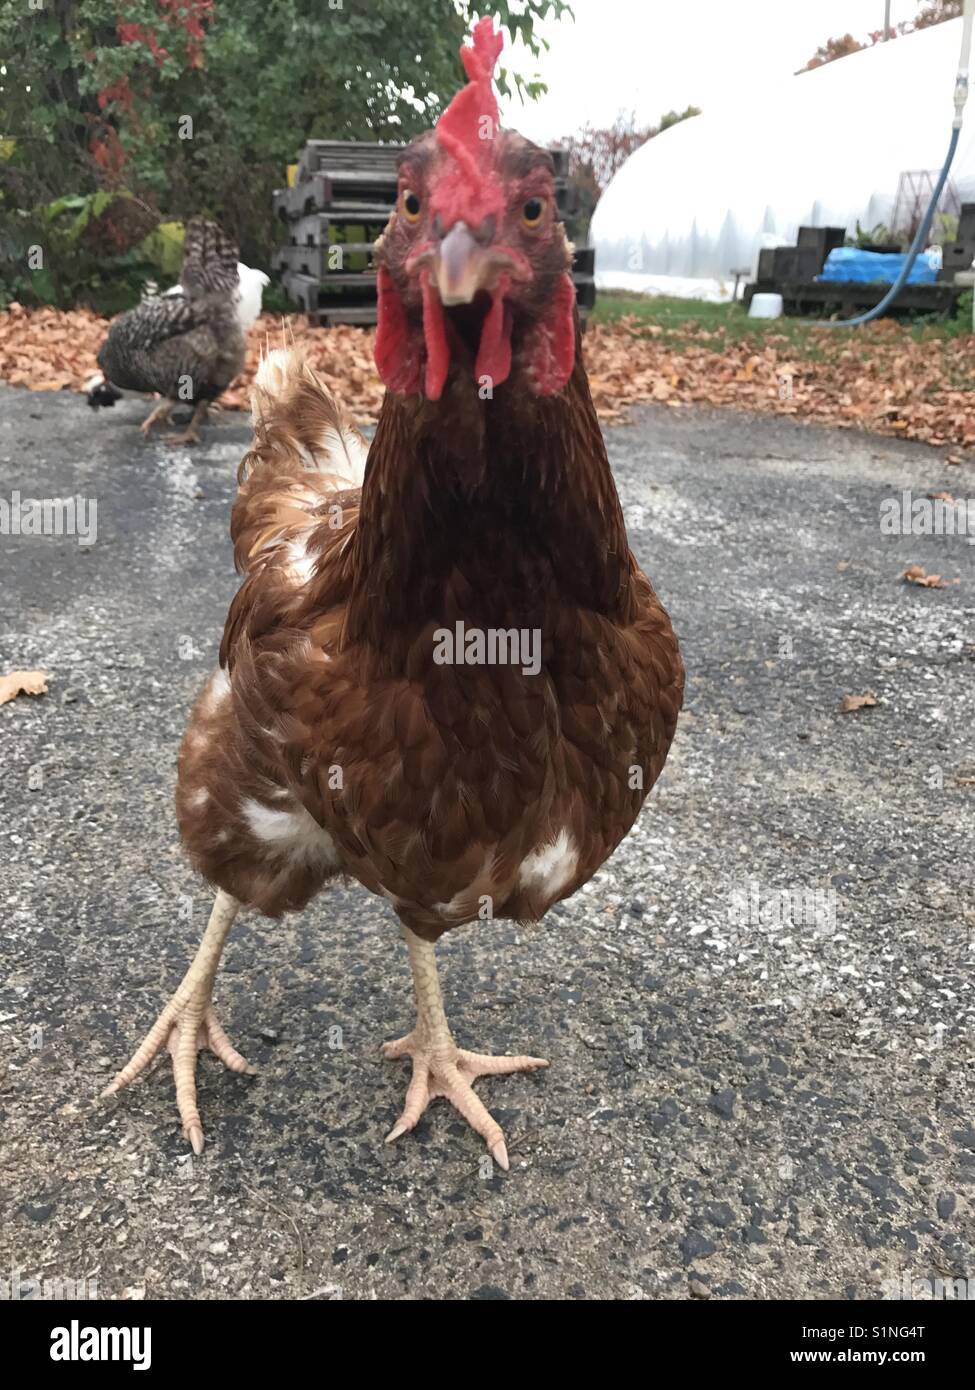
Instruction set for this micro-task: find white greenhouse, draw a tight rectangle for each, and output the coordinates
[591,17,975,301]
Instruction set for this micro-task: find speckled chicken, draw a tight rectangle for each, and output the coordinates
[103,19,684,1168]
[89,219,256,445]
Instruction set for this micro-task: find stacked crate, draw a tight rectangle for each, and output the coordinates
[272,140,595,326]
[753,226,847,290]
[939,202,975,282]
[744,220,966,317]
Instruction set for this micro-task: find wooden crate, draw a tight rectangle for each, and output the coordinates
[284,214,385,248]
[297,139,400,185]
[941,242,975,281]
[744,277,961,317]
[274,139,592,326]
[796,226,847,273]
[273,176,394,224]
[273,242,377,279]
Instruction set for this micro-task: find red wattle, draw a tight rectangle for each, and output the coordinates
[421,271,450,401]
[474,282,512,391]
[524,271,577,395]
[374,266,422,394]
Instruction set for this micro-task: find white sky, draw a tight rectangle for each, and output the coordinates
[503,0,926,142]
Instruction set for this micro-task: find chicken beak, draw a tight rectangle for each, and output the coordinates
[435,223,489,306]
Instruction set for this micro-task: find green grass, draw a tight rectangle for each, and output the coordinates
[589,289,972,357]
[589,290,829,354]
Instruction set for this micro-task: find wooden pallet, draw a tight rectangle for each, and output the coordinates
[745,223,966,317]
[273,242,377,278]
[283,213,383,247]
[274,179,397,224]
[283,266,596,326]
[295,138,570,185]
[744,277,961,316]
[275,178,577,224]
[274,139,591,326]
[296,139,400,185]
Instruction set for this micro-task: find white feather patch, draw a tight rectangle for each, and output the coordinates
[201,666,231,714]
[285,537,317,585]
[312,416,367,489]
[241,796,341,869]
[235,263,269,329]
[518,830,579,900]
[253,348,367,488]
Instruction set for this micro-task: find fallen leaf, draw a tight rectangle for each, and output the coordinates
[7,304,975,443]
[840,691,878,712]
[0,669,49,706]
[901,564,949,589]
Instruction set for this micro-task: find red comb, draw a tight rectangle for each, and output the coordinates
[435,17,504,186]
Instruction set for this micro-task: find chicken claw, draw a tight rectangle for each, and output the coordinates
[163,399,208,448]
[383,926,548,1168]
[139,399,175,436]
[383,1033,548,1169]
[163,428,202,448]
[101,890,253,1154]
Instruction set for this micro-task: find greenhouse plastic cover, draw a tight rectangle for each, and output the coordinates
[591,18,975,300]
[818,247,940,284]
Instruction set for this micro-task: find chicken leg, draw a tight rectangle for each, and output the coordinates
[140,398,175,436]
[102,889,254,1154]
[383,927,548,1170]
[165,399,209,447]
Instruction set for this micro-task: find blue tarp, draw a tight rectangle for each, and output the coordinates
[818,247,939,285]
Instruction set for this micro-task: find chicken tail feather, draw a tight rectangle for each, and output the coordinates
[232,347,366,577]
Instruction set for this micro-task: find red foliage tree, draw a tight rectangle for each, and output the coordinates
[804,2,963,72]
[93,2,215,176]
[559,108,701,235]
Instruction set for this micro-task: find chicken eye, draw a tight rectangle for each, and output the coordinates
[521,197,545,228]
[402,190,422,222]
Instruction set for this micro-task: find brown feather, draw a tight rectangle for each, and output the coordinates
[176,325,683,944]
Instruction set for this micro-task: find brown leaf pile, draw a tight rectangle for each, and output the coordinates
[0,304,386,421]
[0,305,101,392]
[224,316,383,420]
[3,302,975,450]
[583,317,975,450]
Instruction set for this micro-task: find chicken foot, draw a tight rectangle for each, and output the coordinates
[140,398,175,436]
[165,399,209,447]
[102,889,254,1154]
[382,927,548,1170]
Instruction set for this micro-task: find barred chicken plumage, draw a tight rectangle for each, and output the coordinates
[102,19,684,1170]
[89,219,263,445]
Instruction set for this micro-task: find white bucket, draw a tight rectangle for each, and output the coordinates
[749,293,784,319]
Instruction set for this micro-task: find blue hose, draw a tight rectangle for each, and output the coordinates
[826,125,961,327]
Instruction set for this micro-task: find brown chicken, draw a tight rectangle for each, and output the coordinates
[104,18,684,1169]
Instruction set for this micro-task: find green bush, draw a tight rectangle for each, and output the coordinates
[0,1,567,307]
[0,192,182,312]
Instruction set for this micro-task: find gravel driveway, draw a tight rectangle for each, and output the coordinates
[1,385,972,1301]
